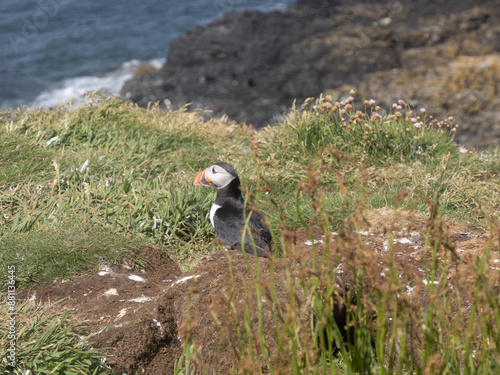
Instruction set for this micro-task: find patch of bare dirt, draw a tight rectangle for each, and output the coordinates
[19,247,182,374]
[19,210,499,374]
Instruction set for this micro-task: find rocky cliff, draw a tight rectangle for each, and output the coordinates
[122,0,500,148]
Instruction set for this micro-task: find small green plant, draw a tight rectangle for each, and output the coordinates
[174,343,197,375]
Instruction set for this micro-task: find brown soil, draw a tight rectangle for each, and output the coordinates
[18,247,183,373]
[19,210,499,374]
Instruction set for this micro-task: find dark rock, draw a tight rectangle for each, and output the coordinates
[122,0,500,147]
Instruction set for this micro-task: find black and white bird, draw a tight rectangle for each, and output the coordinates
[193,162,272,258]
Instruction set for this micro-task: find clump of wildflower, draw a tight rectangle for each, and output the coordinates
[420,108,426,114]
[370,112,382,122]
[349,89,356,95]
[410,117,416,123]
[414,122,422,129]
[346,96,354,104]
[322,101,333,110]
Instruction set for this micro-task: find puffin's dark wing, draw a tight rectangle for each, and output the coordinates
[213,202,272,257]
[244,210,272,256]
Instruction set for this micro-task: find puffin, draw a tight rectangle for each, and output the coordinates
[193,162,272,258]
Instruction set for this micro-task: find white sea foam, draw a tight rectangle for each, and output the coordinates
[32,58,165,108]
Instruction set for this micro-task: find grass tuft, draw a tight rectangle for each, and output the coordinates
[0,300,110,374]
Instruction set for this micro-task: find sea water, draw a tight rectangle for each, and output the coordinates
[1,0,294,109]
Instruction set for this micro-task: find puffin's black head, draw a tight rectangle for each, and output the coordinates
[193,162,239,189]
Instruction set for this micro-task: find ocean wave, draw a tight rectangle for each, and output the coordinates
[32,58,165,108]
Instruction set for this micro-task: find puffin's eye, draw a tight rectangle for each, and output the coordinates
[212,167,216,174]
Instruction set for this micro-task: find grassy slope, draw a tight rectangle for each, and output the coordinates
[1,93,499,286]
[0,93,499,373]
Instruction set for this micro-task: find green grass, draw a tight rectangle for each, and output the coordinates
[1,92,499,374]
[0,221,151,289]
[1,93,498,281]
[1,95,249,269]
[256,97,498,227]
[0,300,111,374]
[0,134,54,185]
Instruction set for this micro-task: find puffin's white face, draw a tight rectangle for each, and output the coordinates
[204,164,235,189]
[194,163,237,189]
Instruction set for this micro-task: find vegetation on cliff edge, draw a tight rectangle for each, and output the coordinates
[0,93,498,374]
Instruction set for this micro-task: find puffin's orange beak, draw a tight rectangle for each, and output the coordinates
[193,169,212,187]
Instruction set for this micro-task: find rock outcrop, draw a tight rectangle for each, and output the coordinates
[122,0,500,147]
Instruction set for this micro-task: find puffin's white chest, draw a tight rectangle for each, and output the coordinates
[209,203,222,227]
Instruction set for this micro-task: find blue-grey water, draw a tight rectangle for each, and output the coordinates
[0,0,295,109]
